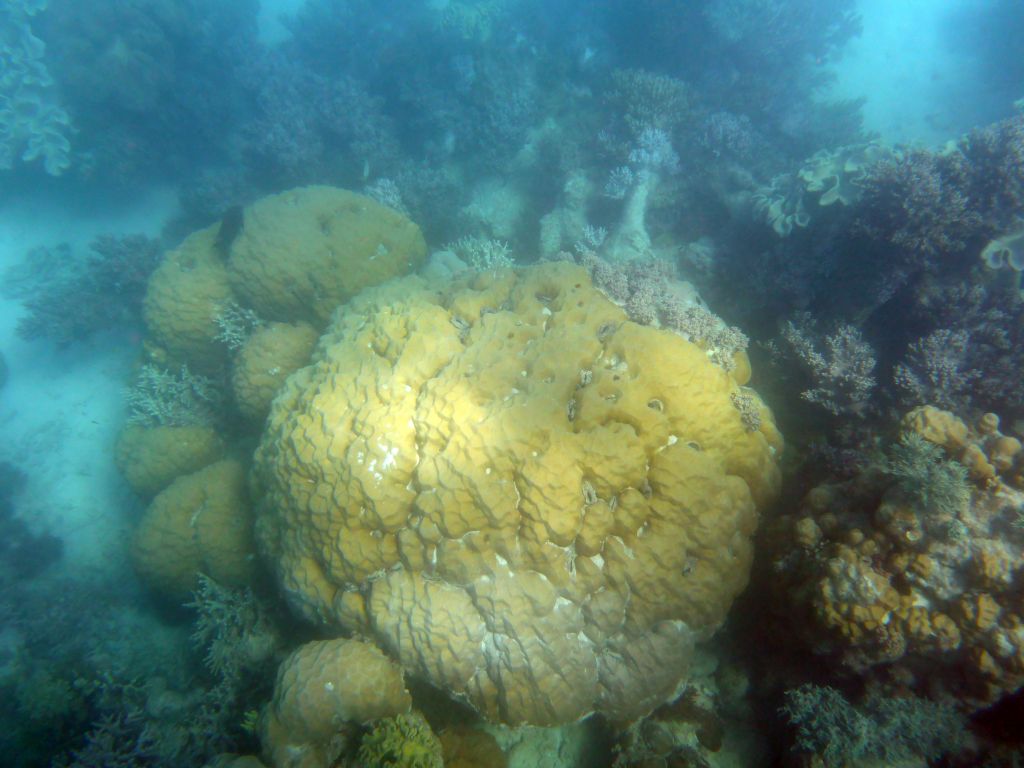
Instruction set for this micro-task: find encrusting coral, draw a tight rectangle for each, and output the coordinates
[252,260,782,726]
[764,405,1024,707]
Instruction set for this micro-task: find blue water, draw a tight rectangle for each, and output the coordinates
[1,1,1022,765]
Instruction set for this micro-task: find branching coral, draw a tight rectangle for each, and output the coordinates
[125,364,222,429]
[894,329,981,411]
[781,684,966,767]
[443,235,514,271]
[574,252,750,374]
[607,68,691,137]
[884,433,971,519]
[185,574,281,686]
[240,52,401,184]
[7,234,162,346]
[856,148,983,266]
[896,279,1024,416]
[779,314,877,417]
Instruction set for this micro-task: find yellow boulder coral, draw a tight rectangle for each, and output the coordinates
[143,225,235,374]
[115,423,225,496]
[131,459,256,601]
[232,321,319,422]
[261,638,411,768]
[227,186,427,327]
[253,262,782,726]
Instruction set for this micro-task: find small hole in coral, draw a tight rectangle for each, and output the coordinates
[648,399,663,411]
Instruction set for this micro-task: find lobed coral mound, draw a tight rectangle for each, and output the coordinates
[253,261,782,726]
[261,637,412,768]
[227,186,428,327]
[131,459,256,602]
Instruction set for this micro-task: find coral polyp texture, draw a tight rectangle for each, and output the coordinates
[226,186,428,327]
[252,261,782,726]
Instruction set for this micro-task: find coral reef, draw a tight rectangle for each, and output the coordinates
[252,261,781,726]
[604,127,681,261]
[20,2,1024,760]
[571,251,751,375]
[38,0,257,181]
[185,574,282,691]
[781,684,966,766]
[777,313,877,417]
[763,406,1024,713]
[798,143,892,207]
[751,173,811,237]
[355,712,443,768]
[125,364,222,429]
[143,226,236,373]
[981,222,1024,272]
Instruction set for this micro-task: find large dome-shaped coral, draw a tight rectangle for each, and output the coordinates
[252,262,782,726]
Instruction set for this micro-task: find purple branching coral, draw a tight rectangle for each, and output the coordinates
[4,234,162,346]
[575,251,748,371]
[895,281,1024,414]
[957,114,1024,222]
[856,149,982,268]
[855,115,1024,271]
[780,313,877,417]
[893,329,981,411]
[699,111,755,160]
[240,52,400,184]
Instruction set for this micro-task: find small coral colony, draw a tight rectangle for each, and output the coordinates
[2,0,1024,766]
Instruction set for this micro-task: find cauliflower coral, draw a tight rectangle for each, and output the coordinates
[252,261,782,726]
